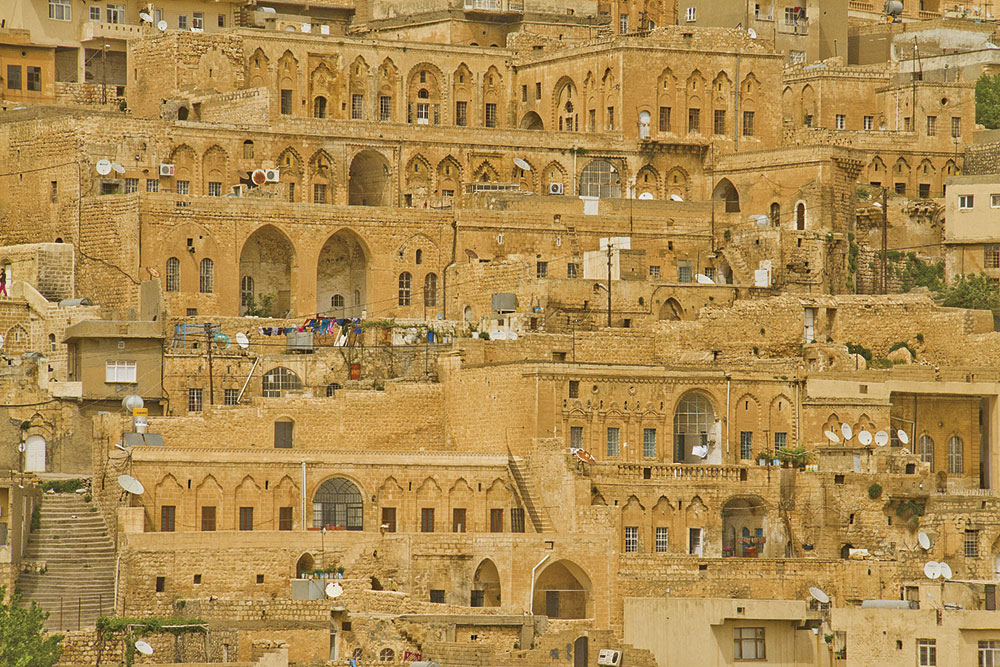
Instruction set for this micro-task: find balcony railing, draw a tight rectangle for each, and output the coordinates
[607,463,749,481]
[79,20,143,42]
[463,0,523,13]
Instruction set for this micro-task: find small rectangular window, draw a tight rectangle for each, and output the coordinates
[521,84,527,101]
[490,508,504,533]
[835,113,845,130]
[952,116,961,138]
[49,0,72,20]
[649,265,661,279]
[280,89,293,115]
[655,526,669,552]
[160,505,176,532]
[188,388,203,413]
[927,115,936,136]
[535,82,541,100]
[619,13,629,33]
[734,627,766,660]
[991,194,1000,208]
[713,109,726,135]
[224,388,239,405]
[429,589,445,604]
[382,507,397,532]
[740,431,753,459]
[452,507,465,533]
[379,95,391,121]
[107,4,125,23]
[511,508,525,533]
[864,115,874,130]
[456,101,467,126]
[313,183,327,204]
[685,6,696,21]
[568,380,579,398]
[278,507,293,531]
[421,507,435,532]
[688,108,700,134]
[176,180,190,195]
[774,432,787,450]
[659,106,671,133]
[985,246,1000,269]
[643,428,656,458]
[567,262,579,278]
[966,529,980,558]
[606,427,620,457]
[352,94,364,119]
[917,639,936,667]
[274,420,293,448]
[688,527,703,555]
[7,65,22,90]
[570,426,583,449]
[536,261,548,278]
[624,526,638,552]
[146,179,159,192]
[192,11,203,30]
[218,14,225,27]
[124,178,138,194]
[959,194,975,210]
[978,641,1000,666]
[155,576,165,593]
[607,106,615,130]
[105,360,137,383]
[239,506,254,531]
[743,110,755,136]
[201,506,216,531]
[677,261,693,283]
[207,182,222,197]
[485,102,497,128]
[177,14,188,29]
[51,181,59,202]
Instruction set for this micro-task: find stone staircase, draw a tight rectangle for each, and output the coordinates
[18,493,116,631]
[720,245,754,286]
[507,455,555,534]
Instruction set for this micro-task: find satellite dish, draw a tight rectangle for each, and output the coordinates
[924,561,941,579]
[96,159,112,176]
[156,19,168,31]
[325,582,343,598]
[236,332,249,349]
[898,429,910,445]
[748,27,757,39]
[513,157,531,171]
[841,423,853,441]
[122,394,144,412]
[0,334,5,350]
[809,587,829,604]
[575,448,596,464]
[111,163,125,174]
[251,169,267,186]
[858,430,873,446]
[213,333,230,349]
[824,430,840,443]
[135,640,153,655]
[638,192,654,200]
[873,201,882,208]
[695,274,714,284]
[885,0,904,17]
[139,12,152,22]
[670,194,683,202]
[918,532,931,550]
[875,430,889,447]
[117,474,145,495]
[940,562,953,580]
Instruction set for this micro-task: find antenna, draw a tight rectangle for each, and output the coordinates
[157,19,168,31]
[111,163,125,175]
[117,474,145,495]
[236,332,250,349]
[96,159,112,176]
[924,561,941,579]
[939,562,953,580]
[897,429,910,445]
[513,157,531,172]
[748,27,757,39]
[917,531,931,550]
[135,640,154,655]
[840,423,853,441]
[809,587,829,604]
[824,429,840,444]
[858,430,873,446]
[874,430,890,447]
[325,582,344,598]
[139,11,153,22]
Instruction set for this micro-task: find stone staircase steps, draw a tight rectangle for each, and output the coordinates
[507,455,555,534]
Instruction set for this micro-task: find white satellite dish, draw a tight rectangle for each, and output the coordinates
[940,562,953,580]
[670,194,683,202]
[236,332,249,349]
[695,274,714,284]
[513,157,531,171]
[874,430,889,447]
[96,159,112,176]
[809,586,829,604]
[824,430,840,444]
[638,192,654,200]
[748,28,757,39]
[122,394,144,412]
[326,582,343,598]
[841,423,853,441]
[917,532,931,550]
[858,430,873,446]
[117,474,145,495]
[898,429,910,445]
[924,561,941,579]
[135,640,153,655]
[0,334,5,350]
[139,12,152,22]
[873,201,882,208]
[111,162,125,174]
[157,19,168,31]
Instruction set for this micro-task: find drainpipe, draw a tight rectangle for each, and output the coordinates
[442,217,458,320]
[529,554,550,615]
[726,374,732,458]
[301,460,307,532]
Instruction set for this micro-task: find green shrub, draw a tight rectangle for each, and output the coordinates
[846,342,872,361]
[30,506,40,532]
[868,483,882,499]
[40,480,87,494]
[888,341,916,358]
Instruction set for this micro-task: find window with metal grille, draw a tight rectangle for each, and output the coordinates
[568,381,579,398]
[511,508,525,533]
[624,526,638,552]
[567,262,579,278]
[917,639,936,666]
[570,426,583,449]
[49,0,71,20]
[978,640,1000,666]
[424,273,438,307]
[161,506,175,532]
[199,258,213,293]
[224,388,239,405]
[952,116,961,138]
[239,507,254,531]
[201,506,216,531]
[352,94,364,119]
[659,106,671,132]
[188,388,203,412]
[262,367,302,397]
[313,183,327,203]
[619,13,628,33]
[398,272,412,306]
[421,508,435,532]
[948,435,963,473]
[688,108,700,133]
[607,427,620,457]
[240,275,253,306]
[6,65,20,90]
[677,261,693,283]
[966,529,980,558]
[378,95,391,121]
[146,178,159,192]
[176,180,190,195]
[124,178,138,193]
[734,627,765,660]
[382,507,397,532]
[713,109,726,135]
[279,507,293,530]
[579,160,621,198]
[740,431,753,459]
[643,428,656,457]
[607,106,615,130]
[456,101,467,126]
[986,246,1000,269]
[452,507,465,532]
[471,589,484,607]
[243,140,254,159]
[774,432,787,450]
[864,115,873,130]
[918,434,934,468]
[326,383,341,397]
[490,508,504,532]
[655,526,668,552]
[105,360,136,383]
[313,478,363,530]
[743,110,755,136]
[536,261,548,278]
[207,181,221,197]
[834,113,845,130]
[685,6,695,21]
[274,420,293,448]
[485,102,497,128]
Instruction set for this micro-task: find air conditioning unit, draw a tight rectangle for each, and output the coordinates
[159,164,175,177]
[597,649,621,666]
[264,168,280,183]
[231,184,246,197]
[548,182,564,195]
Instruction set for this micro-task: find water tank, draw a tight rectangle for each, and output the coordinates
[286,331,314,353]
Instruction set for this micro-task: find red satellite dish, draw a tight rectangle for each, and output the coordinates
[251,169,267,186]
[575,449,596,464]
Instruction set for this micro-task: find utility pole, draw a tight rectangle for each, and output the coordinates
[205,324,215,406]
[881,187,888,295]
[606,242,614,328]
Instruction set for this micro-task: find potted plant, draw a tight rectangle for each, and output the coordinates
[756,451,770,466]
[336,566,345,579]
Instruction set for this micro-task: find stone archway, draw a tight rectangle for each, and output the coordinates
[520,111,544,130]
[472,559,501,607]
[312,477,363,530]
[713,178,740,213]
[722,496,766,558]
[349,150,392,206]
[533,559,592,619]
[239,225,296,317]
[658,298,683,321]
[296,553,315,578]
[316,229,370,317]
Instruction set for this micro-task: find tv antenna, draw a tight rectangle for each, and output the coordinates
[809,587,830,604]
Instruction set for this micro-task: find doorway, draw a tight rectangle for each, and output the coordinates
[573,636,588,667]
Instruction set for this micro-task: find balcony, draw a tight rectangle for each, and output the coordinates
[79,21,143,43]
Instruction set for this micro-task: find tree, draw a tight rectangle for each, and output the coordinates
[0,588,63,667]
[941,273,1000,313]
[975,73,1000,130]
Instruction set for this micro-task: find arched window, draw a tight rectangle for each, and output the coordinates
[379,648,395,662]
[918,434,934,469]
[769,202,780,225]
[199,258,214,293]
[424,273,438,307]
[398,272,412,306]
[242,140,254,159]
[241,275,254,306]
[165,257,180,292]
[579,160,621,198]
[314,96,327,118]
[312,477,363,530]
[947,435,963,474]
[673,392,715,462]
[331,294,345,309]
[418,89,429,99]
[262,367,303,397]
[415,248,422,264]
[326,382,341,397]
[796,202,806,230]
[712,179,740,213]
[48,333,56,352]
[354,289,361,306]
